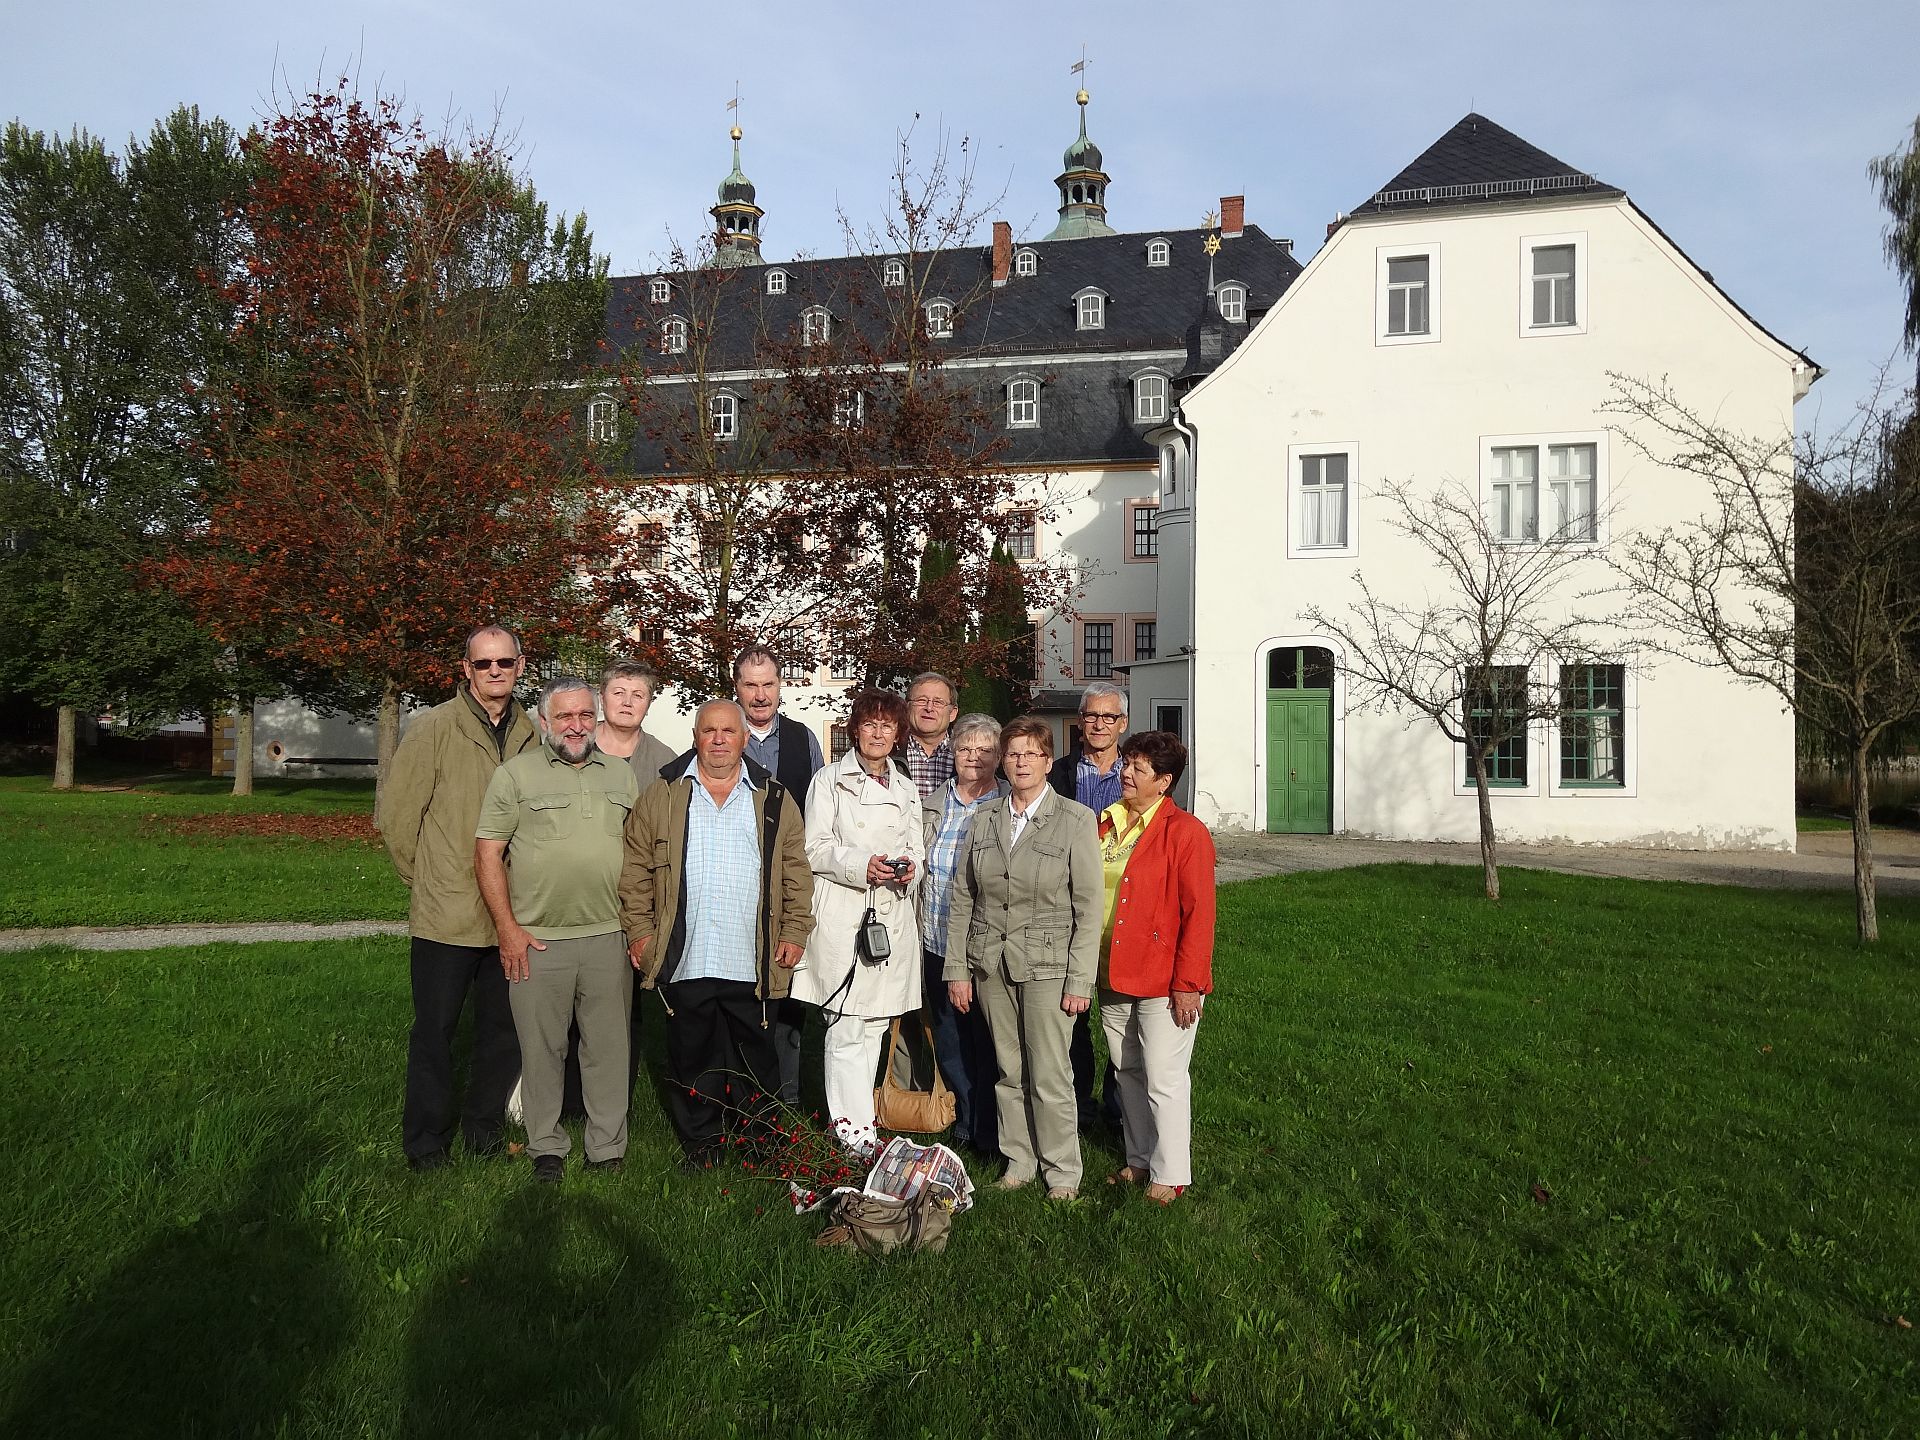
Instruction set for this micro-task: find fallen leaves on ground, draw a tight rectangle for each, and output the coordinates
[142,812,381,844]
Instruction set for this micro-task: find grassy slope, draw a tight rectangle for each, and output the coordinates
[0,775,405,927]
[0,866,1914,1437]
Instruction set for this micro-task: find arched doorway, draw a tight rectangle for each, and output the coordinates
[1265,646,1333,834]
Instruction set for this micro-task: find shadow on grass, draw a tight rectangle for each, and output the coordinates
[403,1186,676,1438]
[2,1123,351,1437]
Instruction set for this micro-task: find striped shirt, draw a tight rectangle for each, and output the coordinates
[921,779,1006,955]
[902,735,955,799]
[677,760,762,983]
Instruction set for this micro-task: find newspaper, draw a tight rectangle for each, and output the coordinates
[860,1136,975,1214]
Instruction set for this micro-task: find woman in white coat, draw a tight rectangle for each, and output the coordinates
[791,688,925,1156]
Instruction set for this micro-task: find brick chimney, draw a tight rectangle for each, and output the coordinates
[1220,195,1245,239]
[992,220,1011,287]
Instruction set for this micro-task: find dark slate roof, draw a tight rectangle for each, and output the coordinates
[600,224,1300,471]
[1352,113,1622,216]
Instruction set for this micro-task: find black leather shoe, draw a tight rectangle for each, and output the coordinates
[584,1156,624,1174]
[407,1149,451,1173]
[532,1154,564,1184]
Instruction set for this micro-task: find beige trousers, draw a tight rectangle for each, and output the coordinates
[977,964,1081,1189]
[1100,992,1200,1187]
[506,932,632,1162]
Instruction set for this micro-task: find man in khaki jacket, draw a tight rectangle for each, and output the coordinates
[379,624,539,1172]
[618,699,813,1169]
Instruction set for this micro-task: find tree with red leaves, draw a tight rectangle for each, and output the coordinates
[163,80,617,781]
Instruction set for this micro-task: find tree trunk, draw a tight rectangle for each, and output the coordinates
[1473,752,1500,900]
[1849,741,1879,943]
[52,706,76,790]
[375,681,402,818]
[231,702,254,798]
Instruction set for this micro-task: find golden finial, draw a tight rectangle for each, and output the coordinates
[1202,208,1219,231]
[729,124,742,141]
[1203,233,1221,256]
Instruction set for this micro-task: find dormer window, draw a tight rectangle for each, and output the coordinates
[1074,288,1107,331]
[1132,370,1169,425]
[587,393,617,444]
[766,269,788,295]
[710,391,738,441]
[834,389,864,429]
[1216,283,1247,323]
[1007,375,1040,429]
[801,306,831,346]
[662,316,688,355]
[925,299,954,339]
[883,258,906,288]
[1146,238,1170,267]
[1014,248,1037,277]
[648,277,670,304]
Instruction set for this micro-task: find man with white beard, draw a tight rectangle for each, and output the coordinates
[475,677,641,1182]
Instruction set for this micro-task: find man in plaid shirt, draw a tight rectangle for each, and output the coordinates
[900,672,959,798]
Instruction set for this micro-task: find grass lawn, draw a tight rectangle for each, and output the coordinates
[1,865,1915,1437]
[0,773,405,928]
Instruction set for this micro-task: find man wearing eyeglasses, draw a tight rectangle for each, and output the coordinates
[380,623,539,1173]
[900,671,959,799]
[1049,681,1131,1134]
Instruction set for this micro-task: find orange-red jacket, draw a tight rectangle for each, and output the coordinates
[1101,799,1216,998]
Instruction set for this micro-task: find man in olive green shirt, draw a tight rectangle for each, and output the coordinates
[476,677,640,1181]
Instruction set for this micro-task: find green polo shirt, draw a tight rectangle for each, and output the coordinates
[476,746,639,940]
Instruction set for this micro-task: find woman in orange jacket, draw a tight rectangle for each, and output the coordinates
[1097,730,1216,1203]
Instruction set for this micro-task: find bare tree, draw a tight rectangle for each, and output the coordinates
[1303,477,1610,899]
[1605,371,1920,942]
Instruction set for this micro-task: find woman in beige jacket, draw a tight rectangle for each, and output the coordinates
[790,689,925,1157]
[944,715,1102,1199]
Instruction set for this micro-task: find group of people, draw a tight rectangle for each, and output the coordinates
[380,625,1216,1205]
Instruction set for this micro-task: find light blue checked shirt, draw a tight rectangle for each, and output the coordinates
[920,778,1007,956]
[676,758,762,983]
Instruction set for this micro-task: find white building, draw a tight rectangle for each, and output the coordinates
[1156,114,1818,846]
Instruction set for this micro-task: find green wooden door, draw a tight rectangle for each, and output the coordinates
[1265,647,1334,834]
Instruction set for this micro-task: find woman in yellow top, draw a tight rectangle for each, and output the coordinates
[1096,731,1216,1204]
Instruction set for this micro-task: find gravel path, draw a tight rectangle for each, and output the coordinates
[0,918,407,954]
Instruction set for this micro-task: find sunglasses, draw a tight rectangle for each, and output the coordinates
[466,656,519,672]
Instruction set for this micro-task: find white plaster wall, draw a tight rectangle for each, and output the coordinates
[1032,464,1162,696]
[1183,196,1803,848]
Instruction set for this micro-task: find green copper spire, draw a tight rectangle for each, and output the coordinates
[1044,88,1116,241]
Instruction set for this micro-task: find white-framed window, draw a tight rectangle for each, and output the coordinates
[1134,619,1157,660]
[1285,442,1360,559]
[1146,238,1170,267]
[1126,499,1159,561]
[661,316,687,354]
[1216,282,1246,323]
[1007,375,1040,429]
[1483,432,1603,543]
[1014,247,1037,277]
[834,389,864,429]
[1079,618,1116,679]
[1073,287,1106,330]
[925,299,953,339]
[710,390,737,441]
[766,268,788,295]
[1519,231,1588,337]
[586,393,617,444]
[801,307,831,346]
[1375,243,1441,345]
[1454,662,1542,796]
[1132,371,1168,424]
[648,277,670,304]
[883,258,905,288]
[632,517,667,571]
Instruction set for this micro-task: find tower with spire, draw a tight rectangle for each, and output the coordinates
[709,123,765,267]
[1042,88,1116,241]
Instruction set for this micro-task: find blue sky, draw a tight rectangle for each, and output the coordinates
[6,0,1915,422]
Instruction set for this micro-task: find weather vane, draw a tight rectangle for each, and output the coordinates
[726,82,741,138]
[1202,209,1221,256]
[1070,47,1089,96]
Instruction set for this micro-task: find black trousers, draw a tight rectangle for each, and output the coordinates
[660,977,781,1154]
[403,936,522,1160]
[1070,1009,1124,1132]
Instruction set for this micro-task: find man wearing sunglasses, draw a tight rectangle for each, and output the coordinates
[380,624,539,1172]
[1049,681,1131,1136]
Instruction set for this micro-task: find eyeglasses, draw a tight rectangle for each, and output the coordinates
[467,657,518,672]
[1079,712,1123,725]
[954,745,997,759]
[857,719,896,732]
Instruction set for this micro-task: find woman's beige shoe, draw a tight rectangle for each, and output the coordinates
[1105,1166,1148,1187]
[1046,1185,1079,1203]
[993,1172,1034,1191]
[1144,1182,1187,1205]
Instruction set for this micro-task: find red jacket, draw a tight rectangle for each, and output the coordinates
[1101,799,1216,998]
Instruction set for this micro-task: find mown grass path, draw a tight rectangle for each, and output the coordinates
[1,865,1914,1437]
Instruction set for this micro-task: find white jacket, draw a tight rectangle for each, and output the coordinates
[790,750,926,1018]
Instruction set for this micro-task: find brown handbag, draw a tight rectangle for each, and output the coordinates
[873,1015,956,1134]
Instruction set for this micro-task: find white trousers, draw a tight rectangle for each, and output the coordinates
[1100,993,1200,1187]
[822,1011,892,1153]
